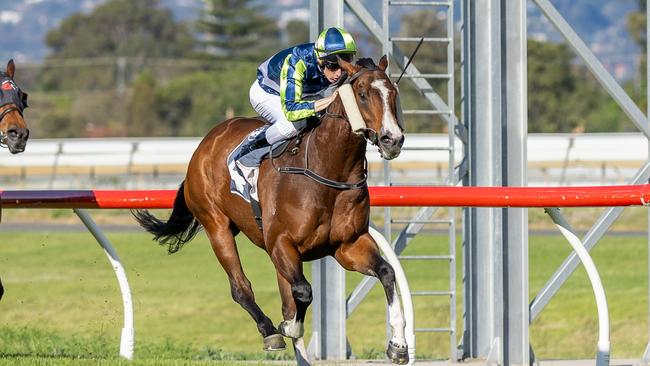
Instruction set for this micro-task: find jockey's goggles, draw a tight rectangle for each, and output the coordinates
[322,60,341,71]
[320,53,354,71]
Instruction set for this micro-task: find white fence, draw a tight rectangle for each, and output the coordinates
[0,133,647,188]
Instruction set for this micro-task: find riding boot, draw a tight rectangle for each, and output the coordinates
[232,126,272,201]
[232,126,272,167]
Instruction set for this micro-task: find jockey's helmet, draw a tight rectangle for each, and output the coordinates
[314,27,357,62]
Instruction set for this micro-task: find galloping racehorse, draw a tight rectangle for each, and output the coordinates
[134,56,407,364]
[0,59,30,301]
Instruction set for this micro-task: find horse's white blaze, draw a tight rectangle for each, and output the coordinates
[388,284,407,346]
[371,79,402,138]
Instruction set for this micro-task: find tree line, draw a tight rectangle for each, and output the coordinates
[14,0,648,138]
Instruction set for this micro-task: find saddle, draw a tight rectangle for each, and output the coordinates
[228,116,320,231]
[231,113,367,232]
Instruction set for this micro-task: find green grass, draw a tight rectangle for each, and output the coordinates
[0,228,649,364]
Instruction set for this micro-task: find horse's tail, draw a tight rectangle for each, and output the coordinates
[132,181,202,254]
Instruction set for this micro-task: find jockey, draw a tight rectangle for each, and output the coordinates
[231,27,357,192]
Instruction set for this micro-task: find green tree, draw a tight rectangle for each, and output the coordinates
[197,0,280,60]
[127,71,159,136]
[41,0,195,91]
[527,40,577,132]
[285,19,310,46]
[527,40,626,133]
[46,0,194,59]
[154,61,258,137]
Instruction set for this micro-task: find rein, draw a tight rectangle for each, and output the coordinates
[270,66,391,190]
[271,127,368,190]
[0,105,21,149]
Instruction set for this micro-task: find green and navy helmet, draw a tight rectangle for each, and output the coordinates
[314,27,357,60]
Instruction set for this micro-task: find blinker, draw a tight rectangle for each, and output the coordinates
[0,77,28,113]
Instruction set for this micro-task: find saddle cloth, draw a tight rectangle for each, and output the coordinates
[227,137,292,204]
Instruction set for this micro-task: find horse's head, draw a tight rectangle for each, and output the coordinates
[0,60,29,154]
[337,55,404,160]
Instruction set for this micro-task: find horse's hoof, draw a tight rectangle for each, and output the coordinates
[263,334,286,351]
[386,341,409,365]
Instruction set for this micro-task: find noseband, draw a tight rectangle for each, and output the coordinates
[0,105,22,149]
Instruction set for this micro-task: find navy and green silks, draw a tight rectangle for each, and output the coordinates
[256,43,331,122]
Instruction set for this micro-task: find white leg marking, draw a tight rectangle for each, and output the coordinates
[293,337,312,366]
[371,79,403,138]
[281,314,304,339]
[388,284,407,346]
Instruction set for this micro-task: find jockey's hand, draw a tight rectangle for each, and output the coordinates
[314,90,339,112]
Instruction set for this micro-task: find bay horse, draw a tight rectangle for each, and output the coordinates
[0,59,30,301]
[134,56,407,364]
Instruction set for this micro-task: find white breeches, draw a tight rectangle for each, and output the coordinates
[249,81,300,145]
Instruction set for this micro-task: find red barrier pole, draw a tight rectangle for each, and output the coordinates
[2,184,650,209]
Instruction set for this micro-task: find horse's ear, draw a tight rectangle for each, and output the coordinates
[6,59,15,79]
[378,55,388,71]
[337,56,359,77]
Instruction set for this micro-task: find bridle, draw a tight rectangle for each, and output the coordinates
[273,63,403,190]
[325,66,404,156]
[0,104,23,149]
[324,68,381,145]
[272,68,377,190]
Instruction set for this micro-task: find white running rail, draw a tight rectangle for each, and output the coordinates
[368,227,415,365]
[545,208,610,366]
[74,208,135,359]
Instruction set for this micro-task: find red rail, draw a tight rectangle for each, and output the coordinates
[1,184,650,209]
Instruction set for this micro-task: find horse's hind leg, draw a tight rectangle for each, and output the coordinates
[202,218,285,351]
[334,234,409,365]
[0,275,4,301]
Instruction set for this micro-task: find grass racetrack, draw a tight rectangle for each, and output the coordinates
[0,218,648,364]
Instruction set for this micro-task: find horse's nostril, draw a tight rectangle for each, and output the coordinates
[8,128,29,141]
[380,135,393,145]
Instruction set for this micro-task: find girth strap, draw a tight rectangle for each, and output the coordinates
[251,199,263,231]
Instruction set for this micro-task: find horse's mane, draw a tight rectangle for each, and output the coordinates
[355,58,379,71]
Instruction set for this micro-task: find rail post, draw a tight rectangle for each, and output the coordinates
[74,208,134,360]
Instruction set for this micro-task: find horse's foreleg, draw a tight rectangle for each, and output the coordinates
[277,272,311,366]
[203,220,284,351]
[334,234,409,365]
[270,238,312,338]
[276,273,302,338]
[0,275,4,301]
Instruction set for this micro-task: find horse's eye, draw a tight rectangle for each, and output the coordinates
[358,91,367,102]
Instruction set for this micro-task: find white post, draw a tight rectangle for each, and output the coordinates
[545,208,610,366]
[74,208,135,360]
